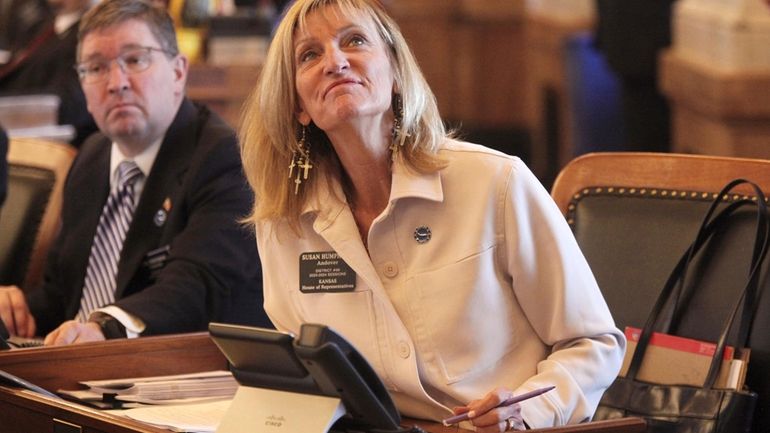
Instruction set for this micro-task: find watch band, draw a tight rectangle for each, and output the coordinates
[89,314,127,339]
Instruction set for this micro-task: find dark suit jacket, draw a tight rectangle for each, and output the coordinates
[28,99,269,335]
[0,20,97,147]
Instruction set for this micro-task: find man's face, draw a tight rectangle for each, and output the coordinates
[78,19,187,153]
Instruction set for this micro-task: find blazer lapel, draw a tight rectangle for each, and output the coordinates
[114,100,198,297]
[66,137,111,315]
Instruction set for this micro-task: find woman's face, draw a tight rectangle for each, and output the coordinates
[293,6,395,133]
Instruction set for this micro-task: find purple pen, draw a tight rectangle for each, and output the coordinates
[442,385,556,426]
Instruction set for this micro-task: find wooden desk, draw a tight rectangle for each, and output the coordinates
[0,333,226,392]
[409,418,645,433]
[0,333,224,433]
[0,334,645,433]
[0,388,168,433]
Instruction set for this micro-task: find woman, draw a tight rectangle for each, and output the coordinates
[240,0,625,431]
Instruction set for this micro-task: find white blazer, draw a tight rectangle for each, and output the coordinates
[256,140,625,428]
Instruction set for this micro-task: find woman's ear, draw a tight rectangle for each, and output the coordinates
[295,106,312,126]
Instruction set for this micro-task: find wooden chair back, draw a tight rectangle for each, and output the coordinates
[0,138,75,290]
[552,152,770,431]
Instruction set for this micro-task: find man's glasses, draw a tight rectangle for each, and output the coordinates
[75,46,172,84]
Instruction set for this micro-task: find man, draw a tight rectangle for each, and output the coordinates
[0,0,269,345]
[0,0,98,146]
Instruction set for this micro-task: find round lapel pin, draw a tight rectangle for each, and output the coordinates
[154,209,167,227]
[413,226,431,244]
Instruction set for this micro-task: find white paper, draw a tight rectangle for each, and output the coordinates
[121,399,232,433]
[726,359,745,389]
[116,395,233,405]
[81,370,237,400]
[82,370,233,389]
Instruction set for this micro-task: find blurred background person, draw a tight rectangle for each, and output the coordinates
[0,0,98,147]
[0,0,52,62]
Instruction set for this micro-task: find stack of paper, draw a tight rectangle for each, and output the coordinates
[60,371,237,406]
[117,399,232,433]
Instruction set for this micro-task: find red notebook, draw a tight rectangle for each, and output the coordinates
[624,327,734,360]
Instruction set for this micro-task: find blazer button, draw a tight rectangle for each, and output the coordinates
[382,261,398,278]
[397,341,411,359]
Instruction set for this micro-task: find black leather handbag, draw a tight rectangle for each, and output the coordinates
[593,179,770,433]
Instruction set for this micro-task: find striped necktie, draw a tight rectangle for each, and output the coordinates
[78,160,143,321]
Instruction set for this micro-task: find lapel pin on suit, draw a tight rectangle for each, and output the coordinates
[154,197,172,227]
[414,226,431,244]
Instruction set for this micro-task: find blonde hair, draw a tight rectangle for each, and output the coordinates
[240,0,448,229]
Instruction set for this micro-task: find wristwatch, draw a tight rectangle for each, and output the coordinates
[89,313,127,339]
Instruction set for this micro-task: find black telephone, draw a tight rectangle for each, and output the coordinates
[208,322,405,433]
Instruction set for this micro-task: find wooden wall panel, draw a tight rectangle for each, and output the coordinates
[660,50,770,159]
[388,1,528,129]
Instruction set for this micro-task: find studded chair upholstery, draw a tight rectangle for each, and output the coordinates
[551,152,770,432]
[0,138,75,291]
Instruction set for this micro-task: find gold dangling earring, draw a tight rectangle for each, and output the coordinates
[390,94,405,159]
[289,125,313,195]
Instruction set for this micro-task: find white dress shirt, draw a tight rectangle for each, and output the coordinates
[91,139,162,337]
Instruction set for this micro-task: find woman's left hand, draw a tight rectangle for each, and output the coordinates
[452,387,527,432]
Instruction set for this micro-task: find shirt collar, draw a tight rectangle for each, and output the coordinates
[301,157,444,228]
[108,138,162,188]
[389,158,444,203]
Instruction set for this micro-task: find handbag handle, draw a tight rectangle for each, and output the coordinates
[671,180,769,344]
[626,179,770,389]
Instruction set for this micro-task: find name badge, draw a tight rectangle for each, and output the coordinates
[299,251,356,293]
